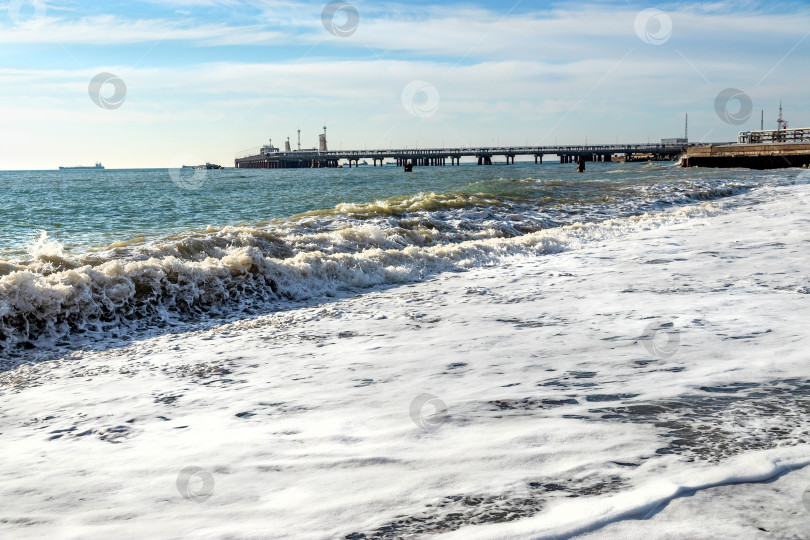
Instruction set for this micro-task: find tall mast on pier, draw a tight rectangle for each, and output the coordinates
[297,129,301,151]
[684,113,688,140]
[777,101,789,131]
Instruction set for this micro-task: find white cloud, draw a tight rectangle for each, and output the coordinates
[0,1,808,169]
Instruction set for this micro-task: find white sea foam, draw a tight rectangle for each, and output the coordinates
[27,230,66,260]
[0,199,719,351]
[0,171,772,352]
[1,182,809,538]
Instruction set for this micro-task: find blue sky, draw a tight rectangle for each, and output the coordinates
[0,0,808,168]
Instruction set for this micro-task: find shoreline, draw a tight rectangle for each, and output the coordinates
[2,180,810,538]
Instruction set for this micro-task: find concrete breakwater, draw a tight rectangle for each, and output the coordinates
[682,142,810,169]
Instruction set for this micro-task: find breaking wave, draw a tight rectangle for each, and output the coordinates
[0,177,752,351]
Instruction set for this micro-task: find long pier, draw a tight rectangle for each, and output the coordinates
[234,142,697,169]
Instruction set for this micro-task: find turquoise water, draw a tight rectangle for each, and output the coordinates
[1,164,565,256]
[0,162,751,256]
[0,162,798,352]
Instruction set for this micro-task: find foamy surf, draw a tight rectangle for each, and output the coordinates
[2,180,809,539]
[0,201,719,352]
[0,170,788,352]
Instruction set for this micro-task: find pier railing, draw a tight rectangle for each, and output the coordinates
[737,128,810,144]
[236,147,264,160]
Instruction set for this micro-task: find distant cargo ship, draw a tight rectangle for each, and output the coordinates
[59,163,104,170]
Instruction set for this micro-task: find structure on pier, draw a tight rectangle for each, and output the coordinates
[682,105,810,169]
[683,127,810,169]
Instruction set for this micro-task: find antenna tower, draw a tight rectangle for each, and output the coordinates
[777,101,789,131]
[684,113,688,140]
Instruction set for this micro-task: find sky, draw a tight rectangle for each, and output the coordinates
[0,0,808,169]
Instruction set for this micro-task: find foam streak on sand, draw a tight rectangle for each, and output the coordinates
[1,182,810,538]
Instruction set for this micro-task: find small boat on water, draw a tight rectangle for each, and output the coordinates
[195,163,224,170]
[59,163,104,170]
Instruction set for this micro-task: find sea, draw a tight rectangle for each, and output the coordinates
[2,161,810,538]
[0,161,799,356]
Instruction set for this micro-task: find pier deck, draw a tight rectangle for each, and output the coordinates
[234,143,696,169]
